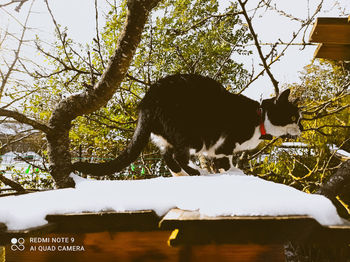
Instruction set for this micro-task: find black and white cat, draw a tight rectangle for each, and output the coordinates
[73,74,303,176]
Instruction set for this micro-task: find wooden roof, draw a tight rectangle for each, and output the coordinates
[0,210,159,245]
[309,16,350,60]
[1,208,350,246]
[160,209,350,246]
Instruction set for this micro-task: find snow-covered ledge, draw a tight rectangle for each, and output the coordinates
[0,171,345,231]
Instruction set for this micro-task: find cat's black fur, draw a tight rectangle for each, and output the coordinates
[73,74,302,176]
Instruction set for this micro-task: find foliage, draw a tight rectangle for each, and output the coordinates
[23,0,252,180]
[10,166,54,190]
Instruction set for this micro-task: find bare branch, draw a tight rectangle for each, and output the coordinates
[0,131,38,150]
[94,0,106,69]
[260,0,306,23]
[84,115,134,132]
[0,108,51,133]
[0,172,26,193]
[169,10,243,35]
[126,73,151,86]
[248,137,279,160]
[0,0,34,100]
[237,0,279,95]
[0,0,29,12]
[48,0,160,188]
[302,104,350,121]
[44,0,76,70]
[238,0,324,94]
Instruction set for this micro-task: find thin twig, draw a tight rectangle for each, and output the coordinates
[237,0,279,95]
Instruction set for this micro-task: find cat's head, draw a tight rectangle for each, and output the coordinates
[261,89,303,138]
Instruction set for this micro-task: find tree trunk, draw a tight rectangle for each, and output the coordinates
[47,125,75,188]
[47,0,160,188]
[317,160,350,219]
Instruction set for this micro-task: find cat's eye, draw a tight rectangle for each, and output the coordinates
[291,116,297,122]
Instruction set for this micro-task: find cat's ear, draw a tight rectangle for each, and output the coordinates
[276,89,290,104]
[261,98,274,109]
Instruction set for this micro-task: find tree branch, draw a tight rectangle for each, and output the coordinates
[237,0,279,95]
[317,160,350,218]
[0,108,51,133]
[49,0,160,128]
[0,0,34,100]
[0,172,26,193]
[0,0,29,12]
[45,0,160,188]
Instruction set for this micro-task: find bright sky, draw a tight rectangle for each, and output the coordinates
[0,0,349,101]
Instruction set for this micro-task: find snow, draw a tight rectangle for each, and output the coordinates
[337,149,350,158]
[281,142,309,148]
[329,144,350,159]
[0,171,344,230]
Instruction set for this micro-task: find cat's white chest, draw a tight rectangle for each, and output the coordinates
[233,126,262,153]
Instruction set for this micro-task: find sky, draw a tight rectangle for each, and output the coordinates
[0,0,349,102]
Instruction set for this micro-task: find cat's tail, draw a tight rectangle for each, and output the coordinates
[72,110,151,176]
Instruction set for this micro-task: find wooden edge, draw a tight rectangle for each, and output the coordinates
[309,17,350,43]
[314,43,350,60]
[160,208,315,229]
[309,18,319,43]
[45,210,161,232]
[160,209,350,246]
[313,43,323,59]
[160,208,185,222]
[46,209,157,218]
[314,17,349,25]
[0,210,161,244]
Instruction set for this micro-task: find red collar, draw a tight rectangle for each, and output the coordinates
[257,108,267,136]
[257,108,273,140]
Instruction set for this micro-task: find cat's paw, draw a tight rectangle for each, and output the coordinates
[198,169,211,176]
[227,167,245,176]
[170,170,189,176]
[188,161,211,176]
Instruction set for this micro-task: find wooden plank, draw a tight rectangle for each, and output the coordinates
[309,17,350,44]
[161,209,319,246]
[308,223,350,245]
[46,210,160,233]
[160,209,350,246]
[0,210,160,244]
[314,43,350,60]
[3,231,286,262]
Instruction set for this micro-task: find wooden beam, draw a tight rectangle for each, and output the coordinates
[0,210,160,245]
[160,209,350,246]
[46,210,160,233]
[314,44,350,60]
[309,17,350,44]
